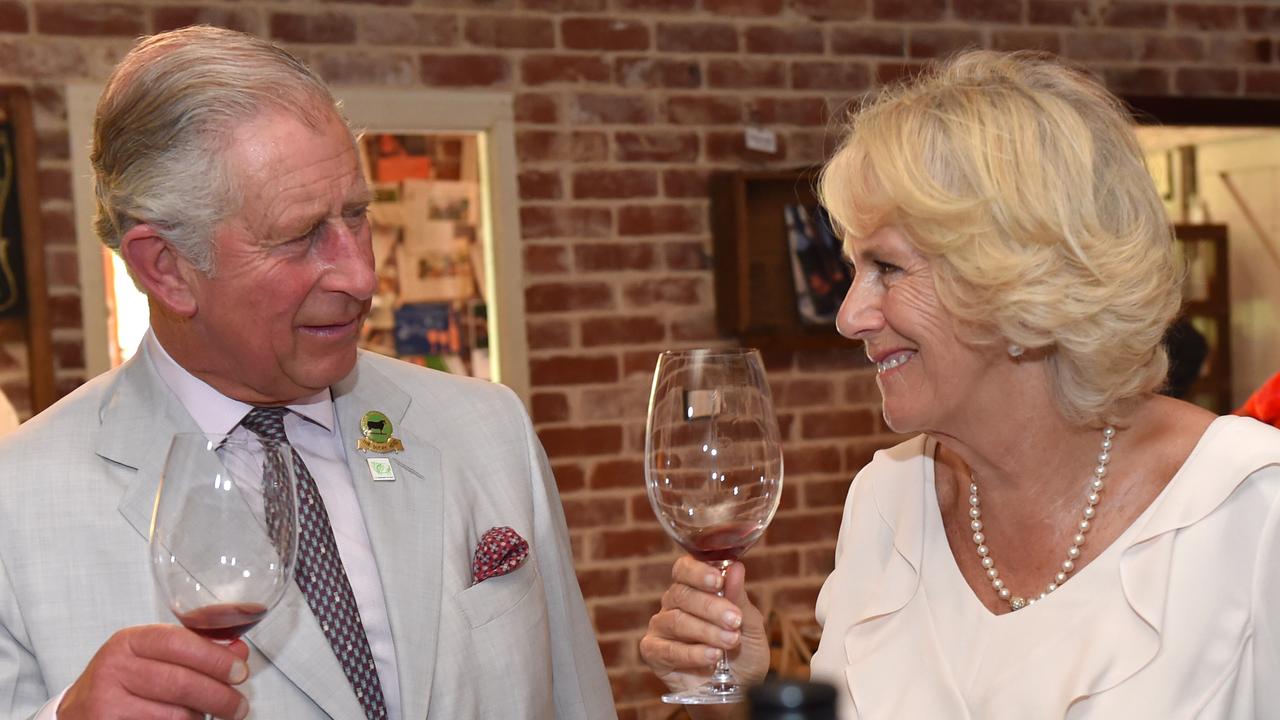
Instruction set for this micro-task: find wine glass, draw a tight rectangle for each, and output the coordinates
[645,348,784,704]
[150,433,298,644]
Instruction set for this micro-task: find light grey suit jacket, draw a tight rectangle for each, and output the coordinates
[0,349,615,719]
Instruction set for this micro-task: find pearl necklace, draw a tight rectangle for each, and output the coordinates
[969,426,1115,612]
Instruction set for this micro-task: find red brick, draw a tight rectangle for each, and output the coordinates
[47,248,79,287]
[37,168,70,202]
[40,208,74,247]
[622,350,661,379]
[562,18,650,51]
[1029,0,1086,25]
[35,2,142,36]
[656,21,738,53]
[617,0,695,8]
[521,54,611,85]
[1140,34,1203,62]
[804,478,853,508]
[662,240,709,270]
[1175,67,1240,95]
[831,26,905,56]
[516,130,609,163]
[873,0,944,21]
[572,169,659,200]
[789,0,868,21]
[56,376,86,399]
[784,445,842,474]
[843,371,881,404]
[1245,5,1280,30]
[1207,36,1273,65]
[49,295,82,329]
[522,0,604,9]
[847,437,896,471]
[797,347,870,371]
[520,205,612,239]
[671,313,719,342]
[744,26,824,55]
[1174,4,1240,31]
[307,50,417,86]
[1102,66,1170,95]
[803,546,836,575]
[991,30,1062,53]
[707,59,787,89]
[597,528,674,560]
[1062,33,1137,62]
[575,243,659,272]
[1244,69,1280,95]
[617,205,703,237]
[465,15,554,48]
[576,566,630,599]
[589,458,645,489]
[0,1,26,32]
[515,93,558,124]
[36,128,70,161]
[596,637,630,667]
[742,549,803,581]
[908,29,984,58]
[419,53,510,87]
[768,511,842,545]
[791,61,872,91]
[563,496,629,529]
[531,391,570,424]
[1106,2,1168,27]
[704,0,782,15]
[539,423,624,455]
[53,339,85,372]
[357,12,458,46]
[581,315,666,347]
[772,583,823,610]
[615,131,699,162]
[525,281,614,313]
[706,130,789,162]
[552,462,586,492]
[775,378,837,408]
[523,243,569,274]
[953,0,1021,22]
[527,319,572,350]
[518,170,563,201]
[153,6,261,34]
[595,598,661,635]
[747,97,828,126]
[800,408,876,439]
[662,169,711,198]
[270,11,356,43]
[622,276,703,306]
[614,57,701,89]
[571,93,654,124]
[786,128,837,165]
[665,95,742,125]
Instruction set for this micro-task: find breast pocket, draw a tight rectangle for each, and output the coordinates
[455,555,541,629]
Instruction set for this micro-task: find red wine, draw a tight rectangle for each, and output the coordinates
[177,602,268,641]
[685,521,763,564]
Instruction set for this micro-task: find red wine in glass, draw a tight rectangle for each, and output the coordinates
[177,602,270,642]
[645,348,784,705]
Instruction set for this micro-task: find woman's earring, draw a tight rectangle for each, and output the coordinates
[1007,343,1025,358]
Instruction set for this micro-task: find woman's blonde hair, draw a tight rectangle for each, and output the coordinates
[819,50,1181,427]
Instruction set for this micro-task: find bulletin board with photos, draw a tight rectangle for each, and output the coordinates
[357,132,491,381]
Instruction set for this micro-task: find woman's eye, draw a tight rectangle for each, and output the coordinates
[874,260,901,274]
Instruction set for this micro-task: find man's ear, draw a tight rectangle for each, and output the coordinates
[118,224,200,318]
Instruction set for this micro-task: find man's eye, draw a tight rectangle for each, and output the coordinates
[343,205,369,223]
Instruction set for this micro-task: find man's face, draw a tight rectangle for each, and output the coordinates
[181,109,375,404]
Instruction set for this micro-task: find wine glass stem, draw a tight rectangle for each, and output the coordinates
[709,564,737,689]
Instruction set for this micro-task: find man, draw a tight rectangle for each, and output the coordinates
[0,26,614,719]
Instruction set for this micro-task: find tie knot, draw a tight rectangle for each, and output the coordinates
[240,406,289,441]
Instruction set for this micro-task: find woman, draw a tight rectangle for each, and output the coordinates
[640,50,1280,717]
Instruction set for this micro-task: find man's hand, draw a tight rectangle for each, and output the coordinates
[639,557,770,696]
[58,625,250,720]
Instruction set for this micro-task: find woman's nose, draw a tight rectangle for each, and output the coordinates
[835,279,884,340]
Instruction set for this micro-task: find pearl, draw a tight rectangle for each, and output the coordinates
[968,426,1115,611]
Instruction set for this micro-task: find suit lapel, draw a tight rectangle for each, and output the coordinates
[333,357,443,720]
[101,347,370,720]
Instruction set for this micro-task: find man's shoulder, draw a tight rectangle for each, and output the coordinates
[0,366,123,450]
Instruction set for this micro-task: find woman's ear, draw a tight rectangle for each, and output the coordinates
[117,224,200,318]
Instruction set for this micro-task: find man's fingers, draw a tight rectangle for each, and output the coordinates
[118,656,247,720]
[661,577,744,632]
[639,630,720,672]
[671,555,724,591]
[649,607,740,652]
[125,626,250,684]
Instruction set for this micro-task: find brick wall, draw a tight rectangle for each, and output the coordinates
[1,1,1276,716]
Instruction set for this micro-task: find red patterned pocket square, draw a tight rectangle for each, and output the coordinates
[472,526,530,584]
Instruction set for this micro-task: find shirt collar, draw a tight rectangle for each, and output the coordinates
[144,330,335,434]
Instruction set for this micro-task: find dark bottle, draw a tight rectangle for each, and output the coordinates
[748,678,837,720]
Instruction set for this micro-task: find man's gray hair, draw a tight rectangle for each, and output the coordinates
[92,25,341,273]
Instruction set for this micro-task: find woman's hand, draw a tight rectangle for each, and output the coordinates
[639,555,770,695]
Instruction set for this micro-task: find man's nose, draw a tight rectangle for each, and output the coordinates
[324,222,377,300]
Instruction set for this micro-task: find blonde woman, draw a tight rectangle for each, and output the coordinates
[641,50,1280,718]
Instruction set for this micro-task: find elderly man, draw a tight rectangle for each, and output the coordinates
[0,26,614,720]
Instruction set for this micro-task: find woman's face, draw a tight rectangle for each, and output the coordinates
[836,225,1003,434]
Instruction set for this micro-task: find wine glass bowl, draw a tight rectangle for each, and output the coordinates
[151,434,298,642]
[645,348,784,704]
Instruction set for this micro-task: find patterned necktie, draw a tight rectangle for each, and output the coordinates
[240,407,389,720]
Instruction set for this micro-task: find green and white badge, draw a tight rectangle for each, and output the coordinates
[366,457,396,483]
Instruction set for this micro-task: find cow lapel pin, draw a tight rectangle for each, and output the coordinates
[357,410,405,454]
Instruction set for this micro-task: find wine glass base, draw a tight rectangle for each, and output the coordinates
[661,682,744,705]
